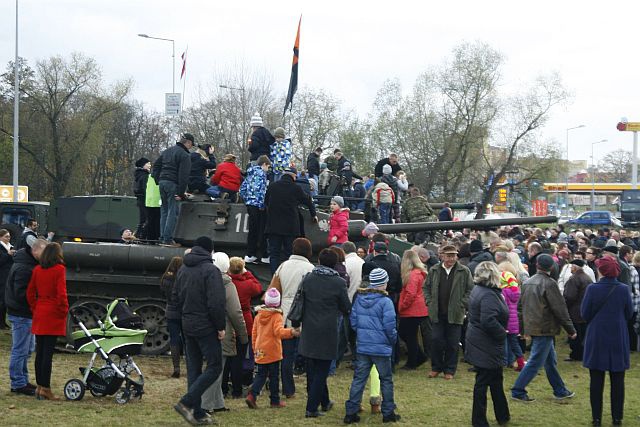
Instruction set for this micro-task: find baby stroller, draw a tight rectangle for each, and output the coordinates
[64,298,147,404]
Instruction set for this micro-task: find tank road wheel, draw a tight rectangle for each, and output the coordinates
[134,303,170,356]
[65,300,108,345]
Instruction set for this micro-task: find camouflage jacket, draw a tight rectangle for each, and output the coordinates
[401,195,434,223]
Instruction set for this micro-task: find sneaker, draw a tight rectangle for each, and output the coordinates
[382,413,402,423]
[344,413,361,424]
[261,257,270,264]
[321,401,335,412]
[511,394,535,403]
[11,385,35,396]
[245,392,257,409]
[244,256,258,264]
[305,411,325,418]
[194,414,216,425]
[270,402,286,408]
[554,390,575,400]
[174,402,197,424]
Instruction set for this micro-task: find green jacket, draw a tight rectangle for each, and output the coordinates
[145,176,161,208]
[423,261,474,325]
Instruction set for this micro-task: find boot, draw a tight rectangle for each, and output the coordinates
[38,387,60,401]
[515,356,525,372]
[35,385,42,399]
[370,397,381,414]
[170,345,181,378]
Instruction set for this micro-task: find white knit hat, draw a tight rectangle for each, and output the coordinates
[382,164,392,174]
[250,112,263,127]
[212,252,230,273]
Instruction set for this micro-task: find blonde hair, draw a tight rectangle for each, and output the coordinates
[633,251,640,267]
[498,261,517,275]
[473,261,501,288]
[400,249,426,287]
[229,257,245,275]
[506,252,527,275]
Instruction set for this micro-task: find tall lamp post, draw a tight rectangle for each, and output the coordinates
[12,0,19,202]
[591,139,607,211]
[565,124,586,216]
[219,85,247,165]
[138,34,175,94]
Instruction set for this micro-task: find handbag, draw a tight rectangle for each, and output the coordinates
[287,278,307,324]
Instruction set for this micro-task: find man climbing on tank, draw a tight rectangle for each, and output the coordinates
[247,113,275,165]
[152,133,194,247]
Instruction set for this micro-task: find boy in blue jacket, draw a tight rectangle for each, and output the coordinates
[344,268,401,424]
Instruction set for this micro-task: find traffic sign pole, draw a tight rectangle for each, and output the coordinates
[634,131,638,189]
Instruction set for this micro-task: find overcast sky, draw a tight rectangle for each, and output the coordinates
[1,0,639,170]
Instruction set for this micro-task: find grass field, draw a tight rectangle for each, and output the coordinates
[0,330,639,426]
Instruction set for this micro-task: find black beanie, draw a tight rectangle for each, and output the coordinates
[135,157,150,168]
[469,239,483,253]
[194,236,214,253]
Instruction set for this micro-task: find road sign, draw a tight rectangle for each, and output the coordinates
[165,93,182,116]
[0,185,28,202]
[617,122,640,132]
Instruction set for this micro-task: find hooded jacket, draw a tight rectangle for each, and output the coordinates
[248,127,275,161]
[500,273,521,334]
[239,165,268,208]
[151,142,191,196]
[221,273,249,357]
[173,246,226,337]
[468,251,494,275]
[306,152,320,176]
[5,248,38,318]
[274,255,314,326]
[328,208,350,244]
[350,288,397,356]
[252,306,294,364]
[134,167,150,201]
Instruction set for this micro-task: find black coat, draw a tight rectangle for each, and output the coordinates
[248,127,275,161]
[160,273,180,320]
[563,269,593,323]
[464,284,509,369]
[4,248,37,318]
[264,175,316,236]
[306,152,321,176]
[133,168,149,200]
[0,244,13,304]
[173,246,226,337]
[468,251,493,275]
[363,254,402,298]
[151,142,192,196]
[374,158,402,178]
[295,266,351,360]
[188,152,216,182]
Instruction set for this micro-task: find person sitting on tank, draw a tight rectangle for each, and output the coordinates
[207,154,243,202]
[188,144,217,194]
[119,228,137,244]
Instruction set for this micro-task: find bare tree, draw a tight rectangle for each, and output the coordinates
[599,149,633,183]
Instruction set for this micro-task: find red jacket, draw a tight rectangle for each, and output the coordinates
[27,264,69,336]
[229,270,263,336]
[398,269,428,318]
[328,208,350,244]
[211,162,242,191]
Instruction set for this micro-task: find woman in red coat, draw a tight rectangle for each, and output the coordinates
[208,154,243,201]
[398,249,428,370]
[26,242,68,400]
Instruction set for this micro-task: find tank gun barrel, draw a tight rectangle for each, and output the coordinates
[313,195,476,210]
[365,216,558,233]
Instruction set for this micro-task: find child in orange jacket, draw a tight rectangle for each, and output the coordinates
[246,288,299,409]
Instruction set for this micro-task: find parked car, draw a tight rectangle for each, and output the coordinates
[566,211,622,228]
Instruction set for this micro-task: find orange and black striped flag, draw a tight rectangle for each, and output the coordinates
[283,16,301,116]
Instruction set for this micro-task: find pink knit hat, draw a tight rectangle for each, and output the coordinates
[265,288,281,308]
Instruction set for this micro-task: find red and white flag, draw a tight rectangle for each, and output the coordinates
[180,49,187,79]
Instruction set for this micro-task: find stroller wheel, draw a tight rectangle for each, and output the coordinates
[64,379,85,401]
[115,388,131,404]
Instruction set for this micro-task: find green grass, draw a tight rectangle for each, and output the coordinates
[0,330,639,426]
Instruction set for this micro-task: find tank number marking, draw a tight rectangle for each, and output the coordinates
[88,253,101,257]
[234,213,249,233]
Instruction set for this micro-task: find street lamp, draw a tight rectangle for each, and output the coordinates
[591,139,607,211]
[565,124,586,216]
[138,33,175,94]
[219,84,247,165]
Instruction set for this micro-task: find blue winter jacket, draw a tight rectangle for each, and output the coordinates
[350,288,397,357]
[239,165,268,208]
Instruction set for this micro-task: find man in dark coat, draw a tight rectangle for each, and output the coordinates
[152,133,194,246]
[563,260,593,362]
[264,167,317,274]
[133,157,151,239]
[5,239,47,395]
[362,242,402,303]
[467,239,494,275]
[374,154,402,178]
[247,113,275,161]
[512,254,576,402]
[526,242,543,276]
[306,147,322,181]
[188,144,216,193]
[173,236,226,425]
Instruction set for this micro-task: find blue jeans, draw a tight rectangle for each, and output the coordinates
[511,336,570,398]
[159,180,180,243]
[505,333,523,366]
[281,337,298,396]
[268,234,293,274]
[345,354,396,417]
[167,318,183,347]
[8,315,35,389]
[378,203,392,224]
[252,361,281,404]
[181,333,223,420]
